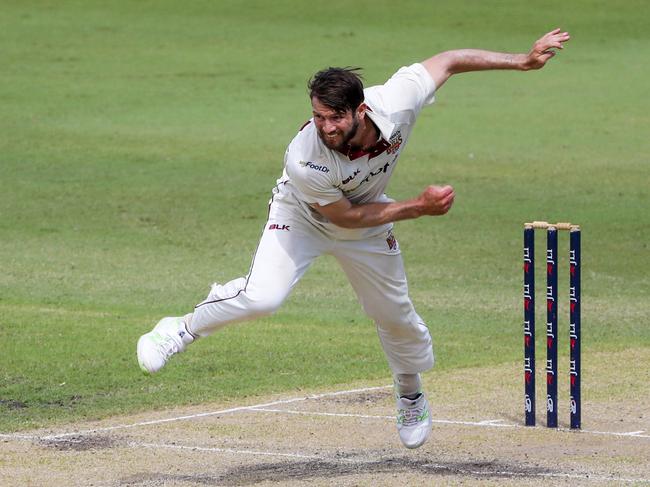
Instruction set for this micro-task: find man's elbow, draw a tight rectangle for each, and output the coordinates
[422,51,454,88]
[328,215,361,229]
[327,208,368,229]
[312,201,366,229]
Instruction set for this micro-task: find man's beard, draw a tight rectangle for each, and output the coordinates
[318,117,359,152]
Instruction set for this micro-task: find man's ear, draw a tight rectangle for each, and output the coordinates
[356,102,368,119]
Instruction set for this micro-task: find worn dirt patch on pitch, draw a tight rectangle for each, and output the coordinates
[122,457,555,486]
[320,389,392,405]
[40,433,120,451]
[204,457,554,485]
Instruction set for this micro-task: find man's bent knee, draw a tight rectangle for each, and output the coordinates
[243,290,285,316]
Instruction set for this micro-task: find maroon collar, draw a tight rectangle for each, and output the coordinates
[346,138,390,161]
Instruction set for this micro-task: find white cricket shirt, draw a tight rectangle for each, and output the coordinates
[271,62,436,240]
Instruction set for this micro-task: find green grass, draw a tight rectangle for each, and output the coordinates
[1,0,649,431]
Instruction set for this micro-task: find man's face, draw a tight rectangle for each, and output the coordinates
[311,97,360,151]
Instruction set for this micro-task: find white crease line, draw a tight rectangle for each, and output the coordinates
[2,385,393,441]
[432,418,513,428]
[250,408,515,429]
[3,383,649,443]
[251,407,394,420]
[0,433,39,440]
[131,441,323,461]
[477,419,506,425]
[250,407,650,438]
[579,429,650,439]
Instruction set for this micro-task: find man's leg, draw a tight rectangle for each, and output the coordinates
[137,217,324,373]
[332,232,434,374]
[332,230,434,448]
[190,219,323,335]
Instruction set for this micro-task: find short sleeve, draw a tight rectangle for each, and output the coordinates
[366,63,436,117]
[285,150,342,206]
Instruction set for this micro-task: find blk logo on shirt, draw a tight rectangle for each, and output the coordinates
[269,224,290,231]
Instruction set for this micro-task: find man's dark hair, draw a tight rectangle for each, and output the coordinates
[308,67,364,113]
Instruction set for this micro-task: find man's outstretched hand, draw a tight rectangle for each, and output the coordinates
[417,185,455,216]
[524,28,571,70]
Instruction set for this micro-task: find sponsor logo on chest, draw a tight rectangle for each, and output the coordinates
[299,160,329,173]
[340,154,398,192]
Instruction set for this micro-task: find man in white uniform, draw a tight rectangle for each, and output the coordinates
[138,28,570,449]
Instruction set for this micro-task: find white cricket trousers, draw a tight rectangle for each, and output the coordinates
[190,207,434,375]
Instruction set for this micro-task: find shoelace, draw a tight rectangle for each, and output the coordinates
[397,404,427,427]
[154,332,182,359]
[397,398,427,426]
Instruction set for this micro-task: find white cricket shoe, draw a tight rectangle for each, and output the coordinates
[137,317,193,374]
[396,392,432,449]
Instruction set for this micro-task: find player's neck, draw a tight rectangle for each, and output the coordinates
[349,117,381,153]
